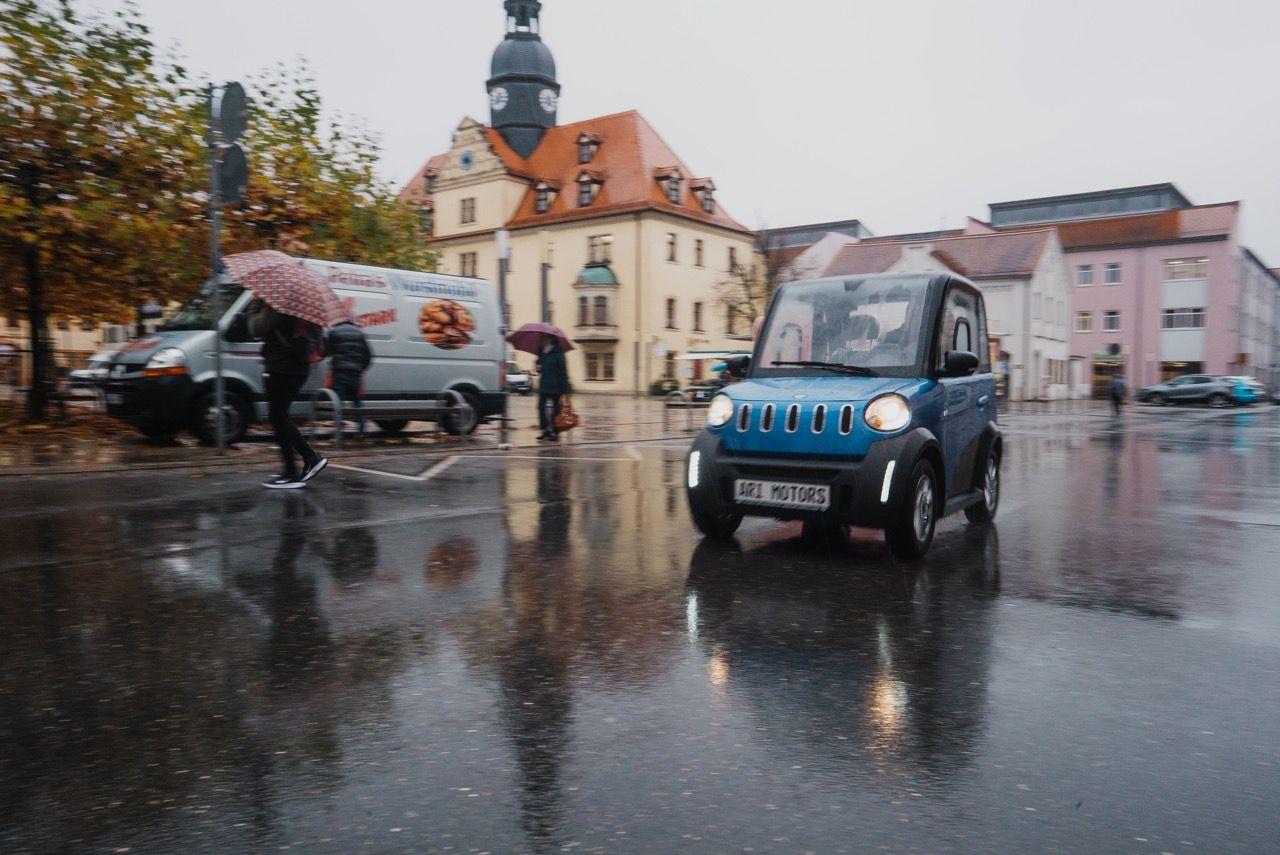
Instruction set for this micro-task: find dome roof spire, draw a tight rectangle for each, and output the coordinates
[488,0,560,158]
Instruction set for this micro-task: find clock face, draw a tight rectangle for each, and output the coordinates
[539,88,558,113]
[489,87,509,111]
[460,150,474,171]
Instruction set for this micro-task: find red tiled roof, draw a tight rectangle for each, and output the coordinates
[398,154,448,207]
[1054,203,1237,250]
[403,111,750,234]
[822,242,905,276]
[821,229,1053,279]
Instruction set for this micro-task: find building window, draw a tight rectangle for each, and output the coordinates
[536,187,551,213]
[1075,311,1094,333]
[577,183,592,206]
[1105,262,1122,285]
[593,295,608,326]
[726,306,738,336]
[79,320,95,332]
[1163,257,1209,281]
[667,232,677,263]
[460,197,476,224]
[577,296,589,327]
[579,143,592,164]
[665,298,677,329]
[6,313,18,328]
[1161,307,1206,329]
[459,252,478,278]
[701,188,714,214]
[728,247,738,272]
[585,352,615,382]
[693,301,704,331]
[1077,264,1094,286]
[419,207,434,234]
[425,172,437,193]
[695,239,704,268]
[1103,310,1120,332]
[588,234,612,264]
[57,320,70,331]
[667,175,681,204]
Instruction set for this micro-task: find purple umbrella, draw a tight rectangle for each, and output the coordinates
[506,322,574,355]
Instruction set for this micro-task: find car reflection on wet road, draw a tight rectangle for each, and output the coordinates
[1,406,1278,853]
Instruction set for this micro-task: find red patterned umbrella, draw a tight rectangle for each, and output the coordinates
[222,250,351,328]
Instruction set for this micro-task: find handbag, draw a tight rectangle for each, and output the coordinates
[553,395,580,431]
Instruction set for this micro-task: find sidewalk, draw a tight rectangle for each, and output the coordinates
[0,394,696,477]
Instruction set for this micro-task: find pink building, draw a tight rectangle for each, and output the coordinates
[988,185,1279,395]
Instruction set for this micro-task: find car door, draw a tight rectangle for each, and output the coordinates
[934,284,989,497]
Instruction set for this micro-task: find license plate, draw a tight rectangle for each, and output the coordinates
[106,393,124,406]
[734,479,830,511]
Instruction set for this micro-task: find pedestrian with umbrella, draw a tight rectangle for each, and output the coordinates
[506,323,573,442]
[226,251,350,489]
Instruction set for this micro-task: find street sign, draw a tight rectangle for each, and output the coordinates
[496,228,510,260]
[216,82,249,143]
[218,144,248,206]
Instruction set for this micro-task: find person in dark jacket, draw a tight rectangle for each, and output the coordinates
[534,335,570,441]
[248,299,327,488]
[326,320,373,436]
[1109,374,1126,416]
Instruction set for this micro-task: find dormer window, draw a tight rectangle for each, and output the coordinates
[701,188,714,213]
[576,132,601,165]
[692,179,716,214]
[425,171,437,193]
[534,180,559,214]
[576,170,603,207]
[667,174,681,204]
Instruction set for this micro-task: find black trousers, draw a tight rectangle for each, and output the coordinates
[331,369,366,434]
[538,393,562,435]
[265,372,315,477]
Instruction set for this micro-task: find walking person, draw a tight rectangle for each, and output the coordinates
[1109,373,1126,417]
[326,318,373,438]
[249,298,328,488]
[535,333,570,442]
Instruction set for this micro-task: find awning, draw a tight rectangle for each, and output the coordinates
[573,264,618,287]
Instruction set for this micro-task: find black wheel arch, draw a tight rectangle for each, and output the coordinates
[888,426,945,515]
[188,377,257,423]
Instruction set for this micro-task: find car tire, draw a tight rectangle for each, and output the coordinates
[1207,393,1229,409]
[442,391,481,436]
[692,507,742,541]
[375,418,409,435]
[964,448,1000,524]
[1148,393,1166,406]
[192,390,250,446]
[885,459,938,560]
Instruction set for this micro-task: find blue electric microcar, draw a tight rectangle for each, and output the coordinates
[686,273,1002,559]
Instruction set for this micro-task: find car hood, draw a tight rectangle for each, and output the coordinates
[109,331,203,367]
[725,375,917,403]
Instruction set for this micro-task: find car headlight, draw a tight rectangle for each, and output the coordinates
[864,394,911,432]
[706,394,735,428]
[143,347,187,377]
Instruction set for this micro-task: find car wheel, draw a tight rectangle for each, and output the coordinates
[886,459,938,560]
[442,391,480,436]
[192,390,250,446]
[1207,393,1229,408]
[964,448,1000,524]
[375,418,409,435]
[1148,393,1166,406]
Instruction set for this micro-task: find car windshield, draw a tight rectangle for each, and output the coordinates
[162,282,244,331]
[753,275,931,378]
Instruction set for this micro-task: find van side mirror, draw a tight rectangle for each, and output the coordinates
[724,354,751,379]
[222,312,252,343]
[943,350,979,377]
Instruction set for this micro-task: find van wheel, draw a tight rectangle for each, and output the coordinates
[375,419,409,436]
[885,459,938,560]
[192,391,249,446]
[442,391,480,436]
[964,448,1000,524]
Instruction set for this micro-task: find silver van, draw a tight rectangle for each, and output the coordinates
[104,259,505,444]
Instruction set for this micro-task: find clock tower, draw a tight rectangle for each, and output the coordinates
[486,0,560,158]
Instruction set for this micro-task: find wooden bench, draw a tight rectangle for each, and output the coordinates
[309,388,476,450]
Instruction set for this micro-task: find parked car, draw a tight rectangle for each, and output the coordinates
[686,272,1001,560]
[1225,376,1266,406]
[1136,374,1235,407]
[104,258,505,444]
[506,362,532,395]
[684,377,728,403]
[67,348,119,391]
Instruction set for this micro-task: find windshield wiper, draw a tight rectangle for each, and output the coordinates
[771,360,879,377]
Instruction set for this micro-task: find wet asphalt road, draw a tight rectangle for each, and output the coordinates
[1,405,1278,854]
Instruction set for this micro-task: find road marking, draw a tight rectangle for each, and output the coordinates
[332,452,634,483]
[418,455,461,481]
[330,463,427,482]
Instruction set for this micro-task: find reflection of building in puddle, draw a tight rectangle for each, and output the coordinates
[425,537,480,589]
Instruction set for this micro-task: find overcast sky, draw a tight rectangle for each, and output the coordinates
[86,0,1280,261]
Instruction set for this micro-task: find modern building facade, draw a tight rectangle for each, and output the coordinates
[398,1,755,393]
[988,184,1280,394]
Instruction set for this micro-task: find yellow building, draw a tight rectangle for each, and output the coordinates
[399,1,755,394]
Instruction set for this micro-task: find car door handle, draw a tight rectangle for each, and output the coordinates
[977,395,990,408]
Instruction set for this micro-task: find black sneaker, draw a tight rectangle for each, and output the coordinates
[263,475,304,490]
[299,456,328,483]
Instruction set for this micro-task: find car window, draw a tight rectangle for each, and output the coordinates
[935,286,981,371]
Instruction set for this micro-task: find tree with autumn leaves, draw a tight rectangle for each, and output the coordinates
[0,0,433,420]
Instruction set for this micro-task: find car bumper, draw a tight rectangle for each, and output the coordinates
[686,430,913,530]
[104,373,195,432]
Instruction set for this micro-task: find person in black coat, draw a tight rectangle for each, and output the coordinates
[325,321,373,436]
[248,299,326,488]
[534,335,570,441]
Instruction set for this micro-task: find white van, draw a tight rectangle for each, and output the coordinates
[104,258,505,444]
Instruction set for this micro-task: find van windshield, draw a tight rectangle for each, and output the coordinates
[754,275,931,379]
[162,282,245,331]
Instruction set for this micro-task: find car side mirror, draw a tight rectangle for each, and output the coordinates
[222,312,252,343]
[724,354,751,379]
[943,350,979,377]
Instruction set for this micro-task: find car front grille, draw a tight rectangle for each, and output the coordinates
[737,402,856,436]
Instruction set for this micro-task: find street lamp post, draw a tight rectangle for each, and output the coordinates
[496,229,511,451]
[539,230,552,323]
